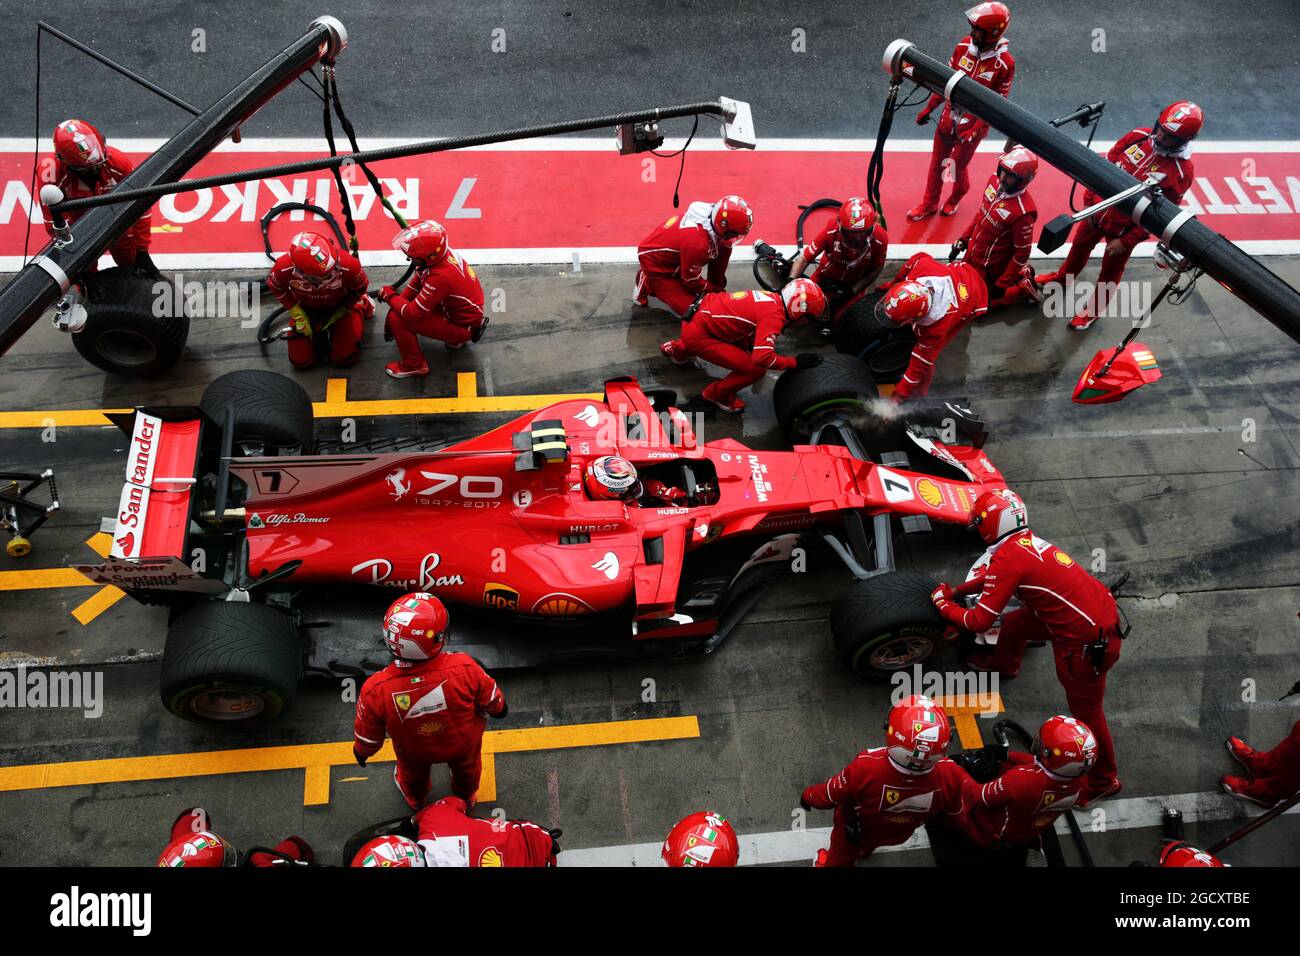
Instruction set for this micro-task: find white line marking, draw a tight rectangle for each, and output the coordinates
[557,788,1300,866]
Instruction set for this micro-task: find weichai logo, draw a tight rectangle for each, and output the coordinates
[483,583,520,611]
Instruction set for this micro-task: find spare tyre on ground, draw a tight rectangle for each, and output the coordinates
[73,267,188,377]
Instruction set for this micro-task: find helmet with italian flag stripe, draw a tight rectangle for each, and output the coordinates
[661,811,739,867]
[383,592,450,662]
[885,694,951,772]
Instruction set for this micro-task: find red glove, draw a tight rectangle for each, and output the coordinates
[916,107,934,125]
[930,582,955,610]
[378,285,399,303]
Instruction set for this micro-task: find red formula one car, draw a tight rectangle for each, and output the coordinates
[77,359,1009,724]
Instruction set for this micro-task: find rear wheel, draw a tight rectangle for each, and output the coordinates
[831,572,946,676]
[73,267,188,377]
[201,369,314,452]
[773,352,878,444]
[831,290,915,384]
[160,601,303,725]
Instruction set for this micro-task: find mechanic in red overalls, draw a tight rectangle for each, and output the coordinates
[801,695,973,866]
[930,489,1124,805]
[635,196,753,315]
[266,231,372,370]
[1036,102,1201,330]
[908,4,1016,221]
[964,715,1096,848]
[380,220,488,378]
[659,279,827,413]
[41,119,155,273]
[351,834,426,866]
[413,795,559,867]
[662,811,740,867]
[880,252,989,402]
[951,147,1039,309]
[1222,721,1300,806]
[155,807,314,867]
[787,197,889,311]
[353,593,507,810]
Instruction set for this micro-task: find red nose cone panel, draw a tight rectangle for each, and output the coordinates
[1072,343,1161,405]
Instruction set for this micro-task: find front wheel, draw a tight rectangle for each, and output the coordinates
[772,352,879,445]
[830,571,946,676]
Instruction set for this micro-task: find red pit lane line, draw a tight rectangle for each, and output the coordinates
[3,140,1300,267]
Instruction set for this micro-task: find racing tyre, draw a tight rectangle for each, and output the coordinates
[73,267,188,377]
[831,290,915,384]
[773,352,878,444]
[161,601,303,725]
[831,571,945,676]
[201,369,314,451]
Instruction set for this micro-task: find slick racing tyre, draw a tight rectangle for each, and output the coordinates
[73,267,188,377]
[831,571,946,676]
[831,290,915,384]
[773,352,878,444]
[161,601,303,725]
[200,369,314,452]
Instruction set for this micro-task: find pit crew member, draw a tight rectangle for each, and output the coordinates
[908,4,1016,221]
[1036,101,1201,330]
[635,196,753,315]
[662,811,740,867]
[266,231,372,370]
[950,147,1039,309]
[41,118,156,273]
[1222,721,1300,807]
[929,490,1124,805]
[786,197,889,310]
[380,220,488,378]
[353,593,507,810]
[963,715,1096,853]
[351,834,427,867]
[414,794,560,867]
[659,279,827,413]
[880,252,989,401]
[156,807,314,867]
[800,695,973,866]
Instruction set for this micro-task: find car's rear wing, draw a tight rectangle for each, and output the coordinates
[101,409,203,561]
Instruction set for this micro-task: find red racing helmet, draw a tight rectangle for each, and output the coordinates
[879,280,932,326]
[383,592,451,662]
[53,119,108,171]
[584,455,639,501]
[156,824,237,867]
[392,219,450,265]
[885,694,952,772]
[966,3,1010,43]
[1156,101,1204,144]
[351,835,427,867]
[782,277,828,322]
[662,811,740,867]
[1158,842,1225,868]
[711,195,753,244]
[997,146,1039,192]
[837,196,877,247]
[288,231,339,282]
[1035,715,1098,778]
[969,488,1028,544]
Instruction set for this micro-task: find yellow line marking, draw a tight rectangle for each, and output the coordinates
[0,373,598,429]
[86,532,112,558]
[935,693,1005,749]
[0,567,94,591]
[0,715,700,808]
[71,585,126,625]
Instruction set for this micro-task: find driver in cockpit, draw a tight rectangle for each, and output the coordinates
[583,456,693,508]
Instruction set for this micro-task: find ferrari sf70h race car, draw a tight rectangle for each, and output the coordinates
[78,357,1009,725]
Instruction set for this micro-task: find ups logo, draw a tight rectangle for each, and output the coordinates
[484,583,520,611]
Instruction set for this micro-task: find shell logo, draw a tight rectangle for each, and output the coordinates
[916,478,943,508]
[478,847,505,867]
[731,291,748,299]
[418,720,444,736]
[533,593,594,616]
[1054,550,1075,567]
[664,215,679,228]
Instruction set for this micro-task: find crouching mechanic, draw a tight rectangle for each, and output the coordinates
[880,253,989,402]
[660,279,827,413]
[1222,720,1300,807]
[380,220,488,378]
[42,118,156,274]
[950,147,1039,309]
[800,695,972,866]
[929,490,1124,805]
[266,231,372,370]
[353,593,507,810]
[1037,102,1201,330]
[635,196,753,315]
[787,197,889,314]
[414,795,559,867]
[156,807,314,867]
